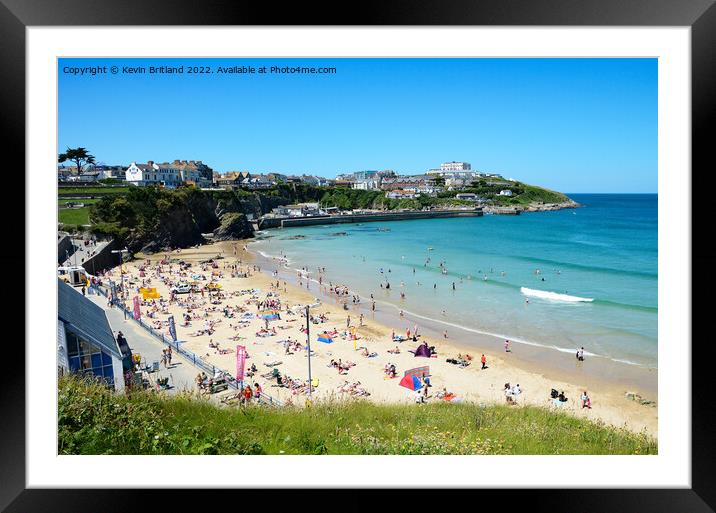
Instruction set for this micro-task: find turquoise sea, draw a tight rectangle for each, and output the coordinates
[251,194,657,369]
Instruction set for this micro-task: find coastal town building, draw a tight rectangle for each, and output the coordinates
[297,174,330,186]
[499,189,513,196]
[125,161,182,187]
[265,172,289,183]
[125,161,213,187]
[97,165,127,179]
[385,190,419,199]
[67,170,102,183]
[440,161,472,171]
[271,202,321,217]
[352,178,381,190]
[57,280,133,392]
[169,159,214,181]
[240,174,276,189]
[445,177,467,190]
[352,170,379,181]
[380,175,437,193]
[455,192,481,201]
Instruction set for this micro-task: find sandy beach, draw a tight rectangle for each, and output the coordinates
[112,240,657,436]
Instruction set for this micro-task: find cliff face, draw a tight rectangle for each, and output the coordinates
[131,190,291,253]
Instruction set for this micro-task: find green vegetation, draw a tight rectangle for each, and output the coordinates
[59,376,656,455]
[58,146,95,173]
[58,206,90,225]
[58,186,130,197]
[80,180,573,248]
[454,179,571,206]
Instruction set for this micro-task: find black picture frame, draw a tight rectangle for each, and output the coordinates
[4,0,714,511]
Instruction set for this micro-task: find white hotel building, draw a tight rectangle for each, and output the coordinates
[440,161,472,172]
[125,161,205,187]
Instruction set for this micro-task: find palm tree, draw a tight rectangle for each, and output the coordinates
[58,147,96,175]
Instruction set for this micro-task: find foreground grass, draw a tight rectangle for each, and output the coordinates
[59,376,657,455]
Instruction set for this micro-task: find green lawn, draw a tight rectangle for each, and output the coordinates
[58,198,101,205]
[58,187,129,196]
[59,376,657,455]
[58,207,90,225]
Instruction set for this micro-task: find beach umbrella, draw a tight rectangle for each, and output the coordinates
[399,373,423,391]
[317,334,333,344]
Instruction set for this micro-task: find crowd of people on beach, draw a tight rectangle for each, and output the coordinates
[88,242,609,424]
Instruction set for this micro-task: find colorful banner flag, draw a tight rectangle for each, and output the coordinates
[168,315,177,342]
[236,345,247,383]
[404,366,430,379]
[132,296,141,320]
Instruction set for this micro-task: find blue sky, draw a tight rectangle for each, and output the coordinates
[58,58,657,193]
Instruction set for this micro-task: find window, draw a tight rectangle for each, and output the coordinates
[79,338,93,356]
[80,354,92,370]
[66,332,79,357]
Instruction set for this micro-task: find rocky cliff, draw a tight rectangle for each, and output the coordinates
[127,190,288,254]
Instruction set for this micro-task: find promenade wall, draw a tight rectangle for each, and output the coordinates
[258,209,483,230]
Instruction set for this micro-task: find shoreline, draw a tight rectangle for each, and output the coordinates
[125,240,657,436]
[249,237,658,396]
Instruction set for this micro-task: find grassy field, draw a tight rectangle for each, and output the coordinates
[58,206,90,225]
[58,198,101,205]
[59,376,657,455]
[58,187,130,197]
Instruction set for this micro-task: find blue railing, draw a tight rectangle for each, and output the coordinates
[92,283,282,406]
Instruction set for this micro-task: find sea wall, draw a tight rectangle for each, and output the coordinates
[259,209,483,230]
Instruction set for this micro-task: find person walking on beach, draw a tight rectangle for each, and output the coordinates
[346,315,351,328]
[576,347,585,361]
[481,354,487,370]
[505,340,510,352]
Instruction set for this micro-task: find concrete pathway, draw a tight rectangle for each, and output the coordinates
[86,293,198,394]
[60,238,110,269]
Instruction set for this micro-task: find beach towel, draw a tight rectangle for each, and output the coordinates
[317,335,334,344]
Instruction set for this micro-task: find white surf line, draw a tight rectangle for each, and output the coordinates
[247,243,652,369]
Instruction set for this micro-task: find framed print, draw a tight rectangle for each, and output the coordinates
[4,0,715,510]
